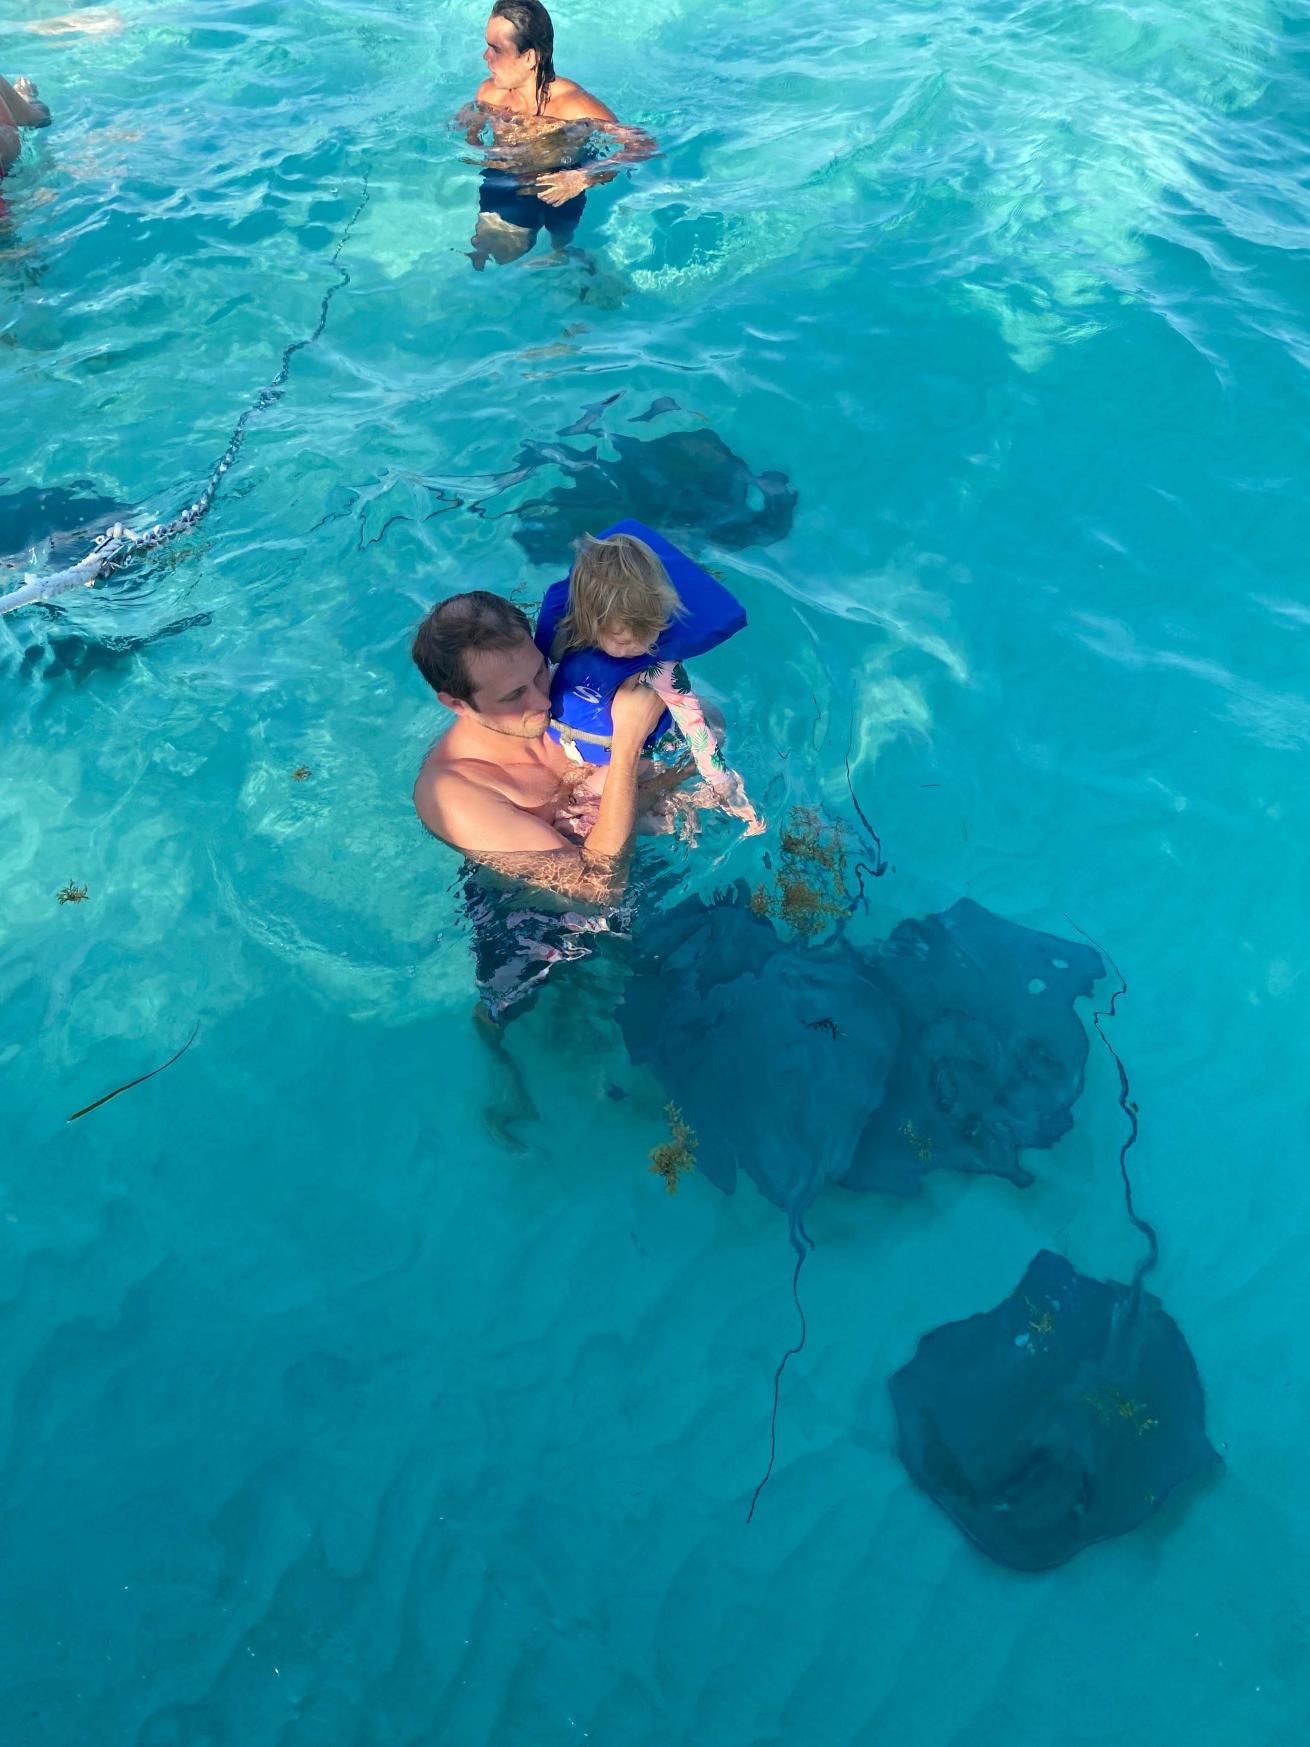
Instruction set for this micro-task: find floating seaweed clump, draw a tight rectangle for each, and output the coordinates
[650,1102,697,1194]
[780,806,846,872]
[751,806,851,937]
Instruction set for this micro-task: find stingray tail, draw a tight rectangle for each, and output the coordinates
[1065,917,1160,1288]
[844,699,888,909]
[746,1213,815,1523]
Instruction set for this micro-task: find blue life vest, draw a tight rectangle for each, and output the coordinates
[532,519,747,765]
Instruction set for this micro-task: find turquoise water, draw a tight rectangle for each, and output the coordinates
[4,0,1309,1740]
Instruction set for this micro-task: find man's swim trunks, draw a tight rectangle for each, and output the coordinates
[463,872,628,1023]
[478,169,587,245]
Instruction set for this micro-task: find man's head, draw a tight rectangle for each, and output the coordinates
[485,2,555,110]
[412,591,552,739]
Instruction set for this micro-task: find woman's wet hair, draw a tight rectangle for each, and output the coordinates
[554,532,686,658]
[412,591,534,701]
[491,0,556,113]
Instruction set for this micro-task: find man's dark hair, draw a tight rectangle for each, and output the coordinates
[491,0,556,113]
[411,591,534,703]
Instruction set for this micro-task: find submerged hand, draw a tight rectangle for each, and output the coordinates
[725,799,766,837]
[639,756,697,796]
[535,168,590,207]
[708,771,765,836]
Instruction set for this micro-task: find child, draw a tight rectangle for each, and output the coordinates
[533,523,761,832]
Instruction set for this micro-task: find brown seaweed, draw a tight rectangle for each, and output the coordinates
[649,1103,697,1194]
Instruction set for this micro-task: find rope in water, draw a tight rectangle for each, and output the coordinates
[0,166,370,619]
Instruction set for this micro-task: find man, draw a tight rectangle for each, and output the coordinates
[0,75,51,177]
[465,1,655,267]
[411,591,686,911]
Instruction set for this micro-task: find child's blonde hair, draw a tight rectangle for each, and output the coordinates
[552,532,685,658]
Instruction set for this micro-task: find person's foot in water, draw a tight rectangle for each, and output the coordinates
[473,1002,541,1153]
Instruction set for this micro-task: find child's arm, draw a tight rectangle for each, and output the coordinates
[645,661,731,785]
[644,663,761,833]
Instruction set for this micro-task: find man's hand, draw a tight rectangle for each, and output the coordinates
[535,168,590,207]
[609,674,667,753]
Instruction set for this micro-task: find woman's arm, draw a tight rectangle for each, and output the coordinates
[452,88,495,146]
[535,98,659,206]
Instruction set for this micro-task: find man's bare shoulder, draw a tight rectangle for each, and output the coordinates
[414,746,567,857]
[412,743,486,842]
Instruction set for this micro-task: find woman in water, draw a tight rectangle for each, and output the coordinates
[463,0,655,268]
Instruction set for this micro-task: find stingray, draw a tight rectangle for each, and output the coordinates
[618,888,1107,1519]
[841,899,1105,1197]
[0,479,137,569]
[621,897,901,1218]
[512,427,798,564]
[513,438,599,477]
[619,892,900,1516]
[10,611,212,685]
[619,890,1101,1213]
[557,391,623,436]
[889,1248,1219,1570]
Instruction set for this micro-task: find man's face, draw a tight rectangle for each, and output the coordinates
[452,636,552,739]
[483,15,535,94]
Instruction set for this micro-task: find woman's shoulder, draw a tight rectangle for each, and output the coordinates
[544,79,617,123]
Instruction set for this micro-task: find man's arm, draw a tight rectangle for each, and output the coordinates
[417,678,668,907]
